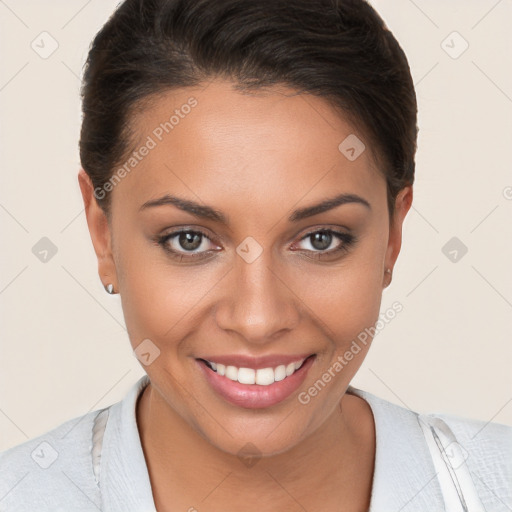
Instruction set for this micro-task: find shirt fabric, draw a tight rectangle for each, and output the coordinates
[1,375,511,511]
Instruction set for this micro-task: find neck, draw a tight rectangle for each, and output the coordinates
[136,382,375,511]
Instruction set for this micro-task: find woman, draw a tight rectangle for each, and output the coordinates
[1,0,510,510]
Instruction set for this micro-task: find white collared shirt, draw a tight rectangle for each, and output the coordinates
[1,375,511,511]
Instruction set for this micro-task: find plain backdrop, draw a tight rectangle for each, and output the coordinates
[0,0,511,452]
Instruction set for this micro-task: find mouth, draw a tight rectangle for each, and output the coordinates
[198,354,313,385]
[195,353,317,409]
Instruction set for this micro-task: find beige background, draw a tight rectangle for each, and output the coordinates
[0,0,511,452]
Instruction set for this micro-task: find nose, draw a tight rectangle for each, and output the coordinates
[215,253,301,344]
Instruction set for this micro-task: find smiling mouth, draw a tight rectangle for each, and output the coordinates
[197,354,316,386]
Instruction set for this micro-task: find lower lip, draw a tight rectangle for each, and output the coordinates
[196,355,316,409]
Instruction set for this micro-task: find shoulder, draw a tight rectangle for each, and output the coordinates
[351,385,512,456]
[437,411,512,455]
[0,407,108,511]
[435,412,512,503]
[349,386,512,510]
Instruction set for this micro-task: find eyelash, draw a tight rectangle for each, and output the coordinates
[155,228,357,262]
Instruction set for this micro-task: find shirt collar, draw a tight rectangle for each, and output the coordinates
[100,376,444,511]
[100,374,156,512]
[347,385,445,511]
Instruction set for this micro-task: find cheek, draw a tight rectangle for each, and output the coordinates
[300,271,382,379]
[116,235,222,348]
[119,271,191,348]
[115,233,173,345]
[298,250,385,345]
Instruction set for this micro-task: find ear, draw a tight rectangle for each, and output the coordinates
[383,185,413,287]
[78,169,118,291]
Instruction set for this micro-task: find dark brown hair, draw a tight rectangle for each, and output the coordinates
[79,0,417,222]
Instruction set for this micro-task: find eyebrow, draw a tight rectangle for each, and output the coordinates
[139,192,371,224]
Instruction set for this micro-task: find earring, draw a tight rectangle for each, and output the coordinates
[104,283,115,294]
[384,268,392,287]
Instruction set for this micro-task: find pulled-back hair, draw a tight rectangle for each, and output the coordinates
[79,0,417,222]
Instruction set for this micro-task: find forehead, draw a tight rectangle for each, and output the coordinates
[113,80,385,214]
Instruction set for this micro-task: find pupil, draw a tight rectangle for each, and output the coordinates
[179,232,201,251]
[311,232,332,251]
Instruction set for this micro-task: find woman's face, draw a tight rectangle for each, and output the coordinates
[81,79,411,456]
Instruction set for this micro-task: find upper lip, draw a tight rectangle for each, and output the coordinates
[197,353,315,369]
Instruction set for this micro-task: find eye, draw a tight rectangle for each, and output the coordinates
[155,227,356,262]
[156,229,220,260]
[292,229,356,258]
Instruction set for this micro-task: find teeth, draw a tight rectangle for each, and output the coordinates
[205,357,308,386]
[225,365,238,381]
[255,367,274,386]
[274,365,286,382]
[238,367,256,385]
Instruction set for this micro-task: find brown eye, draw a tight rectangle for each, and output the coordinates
[177,232,203,251]
[292,229,357,259]
[157,229,220,260]
[309,231,333,251]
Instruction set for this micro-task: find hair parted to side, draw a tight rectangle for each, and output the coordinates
[79,0,418,222]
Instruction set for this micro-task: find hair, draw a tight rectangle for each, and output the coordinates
[79,0,417,224]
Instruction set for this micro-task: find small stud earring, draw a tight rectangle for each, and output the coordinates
[104,283,115,294]
[384,268,392,287]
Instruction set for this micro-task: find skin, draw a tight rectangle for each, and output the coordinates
[78,79,412,511]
